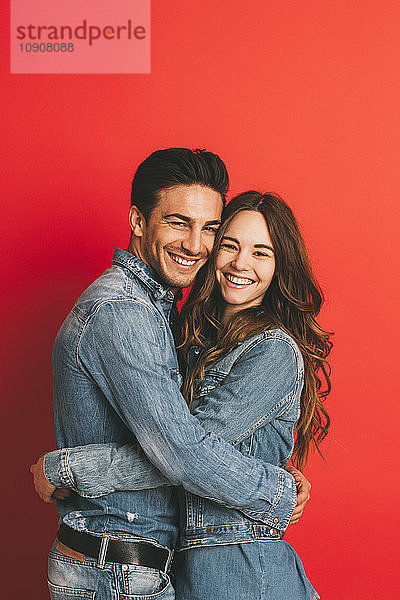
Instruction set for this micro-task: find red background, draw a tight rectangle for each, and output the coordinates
[1,2,399,598]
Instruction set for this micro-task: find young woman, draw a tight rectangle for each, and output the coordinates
[170,191,332,599]
[42,191,332,599]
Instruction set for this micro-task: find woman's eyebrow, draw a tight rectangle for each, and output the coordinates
[254,243,274,251]
[221,236,239,243]
[222,236,274,252]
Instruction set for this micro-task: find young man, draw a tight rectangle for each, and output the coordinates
[31,148,310,600]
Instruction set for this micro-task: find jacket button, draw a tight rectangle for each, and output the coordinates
[269,528,276,536]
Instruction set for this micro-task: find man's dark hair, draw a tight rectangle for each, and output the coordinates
[131,148,229,221]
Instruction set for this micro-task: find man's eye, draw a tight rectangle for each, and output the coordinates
[169,221,187,228]
[204,226,219,234]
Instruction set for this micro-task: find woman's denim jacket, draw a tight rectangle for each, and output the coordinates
[47,327,303,549]
[178,329,303,549]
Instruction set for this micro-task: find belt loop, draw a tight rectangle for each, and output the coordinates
[164,548,175,574]
[96,535,110,569]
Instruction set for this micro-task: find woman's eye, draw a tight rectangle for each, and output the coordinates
[254,251,273,258]
[220,243,237,251]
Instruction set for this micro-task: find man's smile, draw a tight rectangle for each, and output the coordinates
[167,251,198,267]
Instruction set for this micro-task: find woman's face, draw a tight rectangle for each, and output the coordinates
[215,210,276,314]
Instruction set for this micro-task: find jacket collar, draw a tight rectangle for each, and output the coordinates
[112,248,175,302]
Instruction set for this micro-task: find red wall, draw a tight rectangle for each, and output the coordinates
[2,2,399,598]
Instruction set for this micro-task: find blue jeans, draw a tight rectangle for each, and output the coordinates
[47,541,175,600]
[173,541,319,600]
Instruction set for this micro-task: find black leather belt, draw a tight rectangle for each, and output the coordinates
[57,524,172,571]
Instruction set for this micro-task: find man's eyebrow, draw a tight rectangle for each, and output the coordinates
[163,214,221,226]
[204,220,221,226]
[163,213,192,222]
[222,236,274,251]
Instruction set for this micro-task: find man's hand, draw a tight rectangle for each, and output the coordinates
[30,455,70,503]
[285,465,311,525]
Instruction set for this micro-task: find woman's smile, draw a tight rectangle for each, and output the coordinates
[222,272,255,287]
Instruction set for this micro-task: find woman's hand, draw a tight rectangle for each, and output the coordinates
[285,465,311,525]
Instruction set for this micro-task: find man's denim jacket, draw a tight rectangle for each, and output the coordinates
[45,249,297,548]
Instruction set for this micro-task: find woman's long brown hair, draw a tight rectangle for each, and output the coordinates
[179,191,333,471]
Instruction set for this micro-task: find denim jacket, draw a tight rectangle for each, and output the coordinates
[179,330,303,548]
[45,249,296,549]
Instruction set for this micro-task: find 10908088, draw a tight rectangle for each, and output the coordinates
[18,42,74,52]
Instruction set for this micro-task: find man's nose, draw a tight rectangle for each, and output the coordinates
[182,229,203,255]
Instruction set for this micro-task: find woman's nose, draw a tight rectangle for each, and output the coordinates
[231,251,250,271]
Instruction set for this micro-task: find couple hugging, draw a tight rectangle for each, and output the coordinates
[31,147,332,600]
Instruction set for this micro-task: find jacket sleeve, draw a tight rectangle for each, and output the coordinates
[45,302,297,530]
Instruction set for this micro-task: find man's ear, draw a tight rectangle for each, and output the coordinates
[129,206,146,237]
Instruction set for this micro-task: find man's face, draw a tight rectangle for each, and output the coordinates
[132,184,223,289]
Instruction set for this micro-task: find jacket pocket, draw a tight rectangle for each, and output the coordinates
[195,371,225,397]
